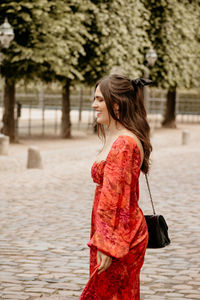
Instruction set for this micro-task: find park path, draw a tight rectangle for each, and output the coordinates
[0,124,200,300]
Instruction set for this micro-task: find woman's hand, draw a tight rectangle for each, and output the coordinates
[97,250,112,274]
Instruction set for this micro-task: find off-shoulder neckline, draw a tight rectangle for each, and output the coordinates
[94,135,141,166]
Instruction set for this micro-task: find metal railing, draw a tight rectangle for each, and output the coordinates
[0,90,200,136]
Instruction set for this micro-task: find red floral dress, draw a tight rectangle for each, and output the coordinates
[80,135,148,300]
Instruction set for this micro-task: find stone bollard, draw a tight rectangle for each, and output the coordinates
[0,134,9,155]
[182,130,190,145]
[27,146,43,169]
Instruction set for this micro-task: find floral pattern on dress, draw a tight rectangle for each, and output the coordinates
[80,135,149,300]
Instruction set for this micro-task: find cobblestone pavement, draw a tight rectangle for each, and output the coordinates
[0,124,200,300]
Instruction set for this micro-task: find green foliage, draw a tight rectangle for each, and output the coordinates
[2,0,198,89]
[79,0,150,84]
[0,0,150,86]
[105,0,150,77]
[0,0,92,82]
[144,0,200,88]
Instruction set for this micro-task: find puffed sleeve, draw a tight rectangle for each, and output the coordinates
[88,137,139,258]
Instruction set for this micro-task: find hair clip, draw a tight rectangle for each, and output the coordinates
[131,78,152,88]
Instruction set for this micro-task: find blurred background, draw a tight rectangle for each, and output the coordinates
[0,1,200,300]
[0,0,199,141]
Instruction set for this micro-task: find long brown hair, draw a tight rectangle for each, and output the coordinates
[95,74,152,174]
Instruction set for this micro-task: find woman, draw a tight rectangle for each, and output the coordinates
[80,74,152,300]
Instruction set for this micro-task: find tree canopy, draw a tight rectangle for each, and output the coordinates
[78,0,150,85]
[0,0,92,82]
[144,0,200,89]
[1,0,199,87]
[1,0,200,138]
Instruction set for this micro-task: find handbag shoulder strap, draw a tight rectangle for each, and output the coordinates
[145,174,156,215]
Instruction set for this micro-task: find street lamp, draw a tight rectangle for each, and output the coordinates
[0,18,15,63]
[146,48,157,67]
[144,48,157,109]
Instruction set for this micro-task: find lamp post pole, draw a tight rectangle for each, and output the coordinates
[0,18,15,90]
[0,18,15,139]
[144,48,157,110]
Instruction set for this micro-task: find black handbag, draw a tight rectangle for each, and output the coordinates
[144,174,170,249]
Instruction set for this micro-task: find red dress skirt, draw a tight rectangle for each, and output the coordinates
[80,136,148,300]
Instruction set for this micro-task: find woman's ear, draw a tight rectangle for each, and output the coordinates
[113,103,119,111]
[113,103,119,118]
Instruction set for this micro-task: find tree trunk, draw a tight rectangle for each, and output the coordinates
[1,78,16,142]
[162,87,176,128]
[61,80,71,138]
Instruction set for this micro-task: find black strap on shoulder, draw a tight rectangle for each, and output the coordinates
[145,174,156,215]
